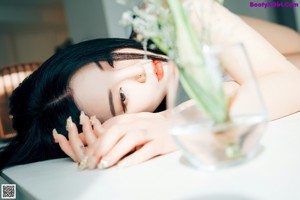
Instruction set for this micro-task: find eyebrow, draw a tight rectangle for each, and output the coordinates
[111,52,169,62]
[108,89,116,117]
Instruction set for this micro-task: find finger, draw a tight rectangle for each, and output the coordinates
[97,130,150,169]
[66,116,85,161]
[94,125,127,156]
[79,111,96,146]
[84,138,102,169]
[116,141,158,168]
[87,126,127,169]
[78,133,87,145]
[53,129,78,162]
[90,116,105,137]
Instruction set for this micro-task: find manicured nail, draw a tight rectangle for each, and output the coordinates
[97,157,109,170]
[116,160,128,169]
[90,115,96,125]
[87,157,97,170]
[78,156,89,171]
[79,111,86,125]
[66,116,73,131]
[52,128,59,143]
[89,116,105,133]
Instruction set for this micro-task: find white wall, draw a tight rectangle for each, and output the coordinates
[102,0,133,38]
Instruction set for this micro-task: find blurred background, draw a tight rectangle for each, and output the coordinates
[0,0,299,67]
[0,0,299,142]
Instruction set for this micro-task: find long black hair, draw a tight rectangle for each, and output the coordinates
[0,38,166,170]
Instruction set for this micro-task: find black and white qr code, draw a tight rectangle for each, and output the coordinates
[1,184,16,199]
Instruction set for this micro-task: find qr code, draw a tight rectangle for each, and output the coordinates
[1,184,16,199]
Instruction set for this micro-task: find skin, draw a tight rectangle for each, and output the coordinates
[54,0,300,170]
[69,48,171,122]
[240,15,300,70]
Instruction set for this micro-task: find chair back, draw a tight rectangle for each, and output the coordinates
[0,62,41,139]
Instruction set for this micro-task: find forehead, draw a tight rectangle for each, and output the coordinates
[69,62,111,121]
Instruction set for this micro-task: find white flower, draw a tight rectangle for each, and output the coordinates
[149,43,156,50]
[117,0,228,122]
[120,11,134,26]
[136,34,144,42]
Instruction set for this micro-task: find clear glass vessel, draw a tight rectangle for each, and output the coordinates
[166,43,268,170]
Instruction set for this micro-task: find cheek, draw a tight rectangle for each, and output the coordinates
[123,81,166,113]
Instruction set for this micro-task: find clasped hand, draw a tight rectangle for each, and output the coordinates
[53,111,177,170]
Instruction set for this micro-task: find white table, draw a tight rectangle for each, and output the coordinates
[1,112,300,200]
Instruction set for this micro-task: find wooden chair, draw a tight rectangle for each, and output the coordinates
[0,62,41,139]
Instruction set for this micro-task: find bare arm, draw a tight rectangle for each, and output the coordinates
[240,16,300,55]
[191,0,300,120]
[241,16,300,69]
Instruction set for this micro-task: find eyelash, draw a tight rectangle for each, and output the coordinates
[119,87,127,113]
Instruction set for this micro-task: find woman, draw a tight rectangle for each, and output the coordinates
[0,38,172,170]
[1,0,300,171]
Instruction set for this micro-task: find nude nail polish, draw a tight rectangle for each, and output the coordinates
[78,156,89,171]
[79,111,86,125]
[116,160,128,169]
[90,115,96,125]
[66,116,73,131]
[52,128,58,143]
[87,157,97,170]
[97,158,109,170]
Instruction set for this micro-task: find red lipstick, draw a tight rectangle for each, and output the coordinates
[152,60,164,81]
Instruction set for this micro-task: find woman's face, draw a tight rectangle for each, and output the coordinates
[69,48,171,122]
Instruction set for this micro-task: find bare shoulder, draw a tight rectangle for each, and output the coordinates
[239,15,300,55]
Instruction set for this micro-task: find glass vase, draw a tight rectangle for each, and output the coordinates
[166,43,268,170]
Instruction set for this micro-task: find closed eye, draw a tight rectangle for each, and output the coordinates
[119,87,127,113]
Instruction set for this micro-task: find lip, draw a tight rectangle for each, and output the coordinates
[152,60,164,81]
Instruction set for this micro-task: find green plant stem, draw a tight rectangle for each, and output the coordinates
[166,0,229,123]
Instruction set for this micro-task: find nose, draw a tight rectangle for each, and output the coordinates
[113,66,146,83]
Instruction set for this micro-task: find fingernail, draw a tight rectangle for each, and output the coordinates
[79,111,86,125]
[66,116,73,131]
[52,128,59,143]
[87,157,97,170]
[97,157,109,170]
[78,156,89,171]
[116,160,128,169]
[90,115,96,125]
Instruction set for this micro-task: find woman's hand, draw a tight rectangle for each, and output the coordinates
[53,111,177,170]
[84,112,177,170]
[52,111,104,167]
